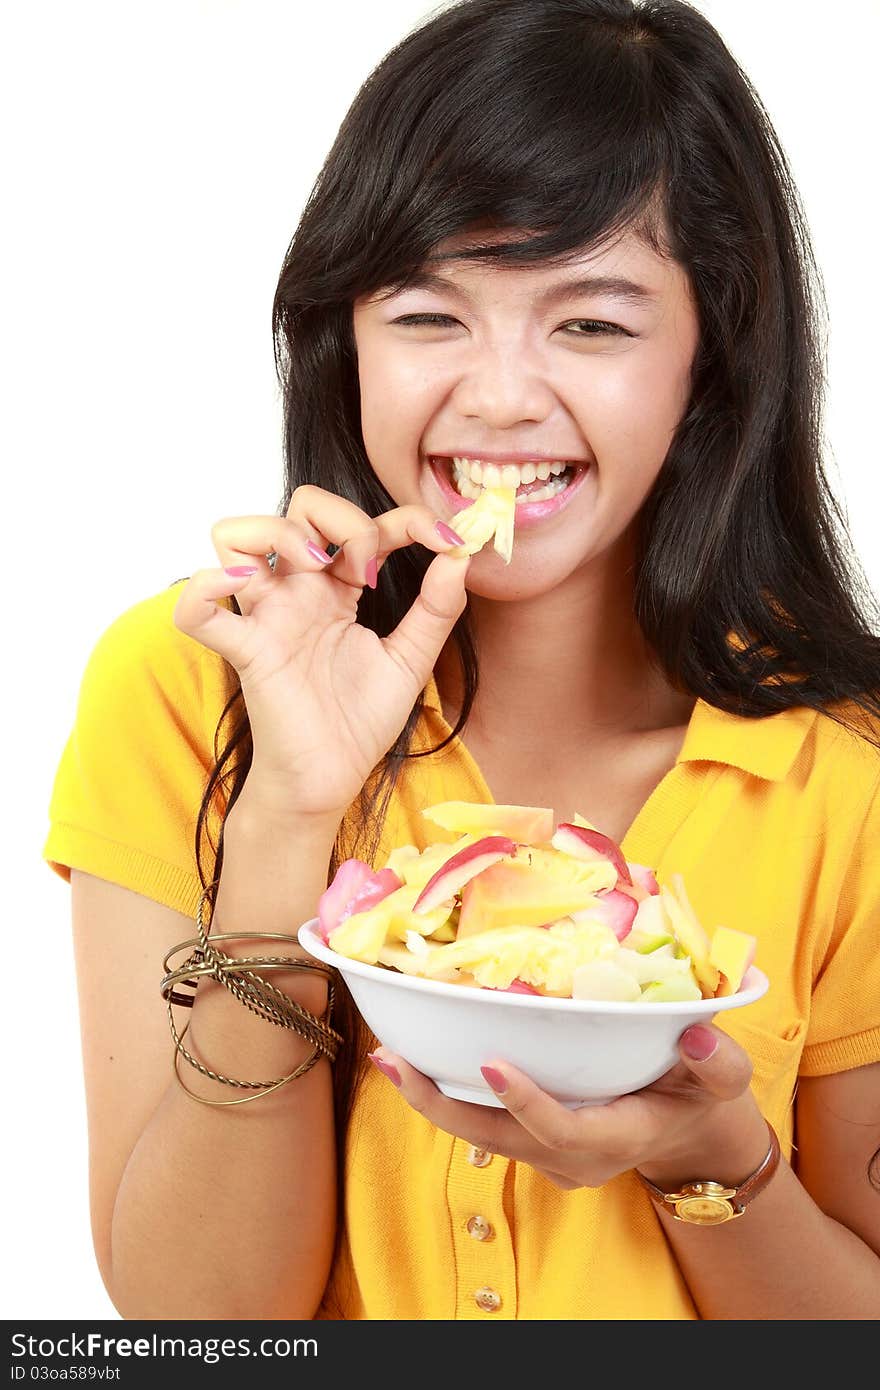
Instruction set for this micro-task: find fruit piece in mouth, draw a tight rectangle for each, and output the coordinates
[446,485,518,564]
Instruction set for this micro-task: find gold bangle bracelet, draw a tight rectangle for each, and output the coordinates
[162,884,345,1105]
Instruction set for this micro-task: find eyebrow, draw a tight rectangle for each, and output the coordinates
[392,269,659,307]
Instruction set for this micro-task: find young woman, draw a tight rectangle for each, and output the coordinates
[45,0,880,1319]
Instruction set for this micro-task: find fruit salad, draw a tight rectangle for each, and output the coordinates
[447,485,517,564]
[317,802,757,1002]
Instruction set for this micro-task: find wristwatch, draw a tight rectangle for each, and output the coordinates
[635,1121,781,1225]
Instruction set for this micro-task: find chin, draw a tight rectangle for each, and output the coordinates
[461,549,577,602]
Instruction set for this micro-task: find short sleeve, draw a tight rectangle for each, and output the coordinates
[801,773,880,1075]
[42,581,232,918]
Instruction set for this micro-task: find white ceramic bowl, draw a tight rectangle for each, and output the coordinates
[298,918,769,1108]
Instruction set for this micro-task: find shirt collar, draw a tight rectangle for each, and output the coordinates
[421,674,817,784]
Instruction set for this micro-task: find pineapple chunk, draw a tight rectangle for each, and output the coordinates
[422,800,554,843]
[448,486,518,564]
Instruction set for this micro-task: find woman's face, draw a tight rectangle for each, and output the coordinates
[352,226,700,599]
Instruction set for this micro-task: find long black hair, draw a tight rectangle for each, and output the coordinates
[189,0,880,1251]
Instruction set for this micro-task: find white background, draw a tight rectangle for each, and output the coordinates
[4,0,878,1320]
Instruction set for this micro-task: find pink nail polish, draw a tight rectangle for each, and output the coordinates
[224,566,258,577]
[435,520,466,546]
[368,1052,401,1086]
[364,554,378,590]
[480,1065,507,1094]
[305,540,333,564]
[681,1025,718,1061]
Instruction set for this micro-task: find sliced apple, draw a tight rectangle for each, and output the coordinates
[412,834,517,914]
[488,978,541,995]
[640,974,703,1003]
[551,823,633,886]
[616,945,698,988]
[630,894,674,945]
[393,834,480,891]
[571,960,642,1002]
[709,925,757,997]
[570,887,637,941]
[422,800,555,843]
[318,859,401,943]
[457,856,616,936]
[347,867,404,917]
[629,863,660,895]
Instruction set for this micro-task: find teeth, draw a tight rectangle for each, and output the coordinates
[448,464,570,504]
[452,456,571,487]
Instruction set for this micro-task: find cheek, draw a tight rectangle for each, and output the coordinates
[579,349,693,463]
[361,355,449,444]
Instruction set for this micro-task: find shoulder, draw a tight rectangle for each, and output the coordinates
[809,697,880,811]
[74,579,236,749]
[85,579,232,691]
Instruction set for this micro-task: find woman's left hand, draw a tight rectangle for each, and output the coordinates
[369,1023,767,1189]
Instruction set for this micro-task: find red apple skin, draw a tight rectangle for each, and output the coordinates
[347,867,403,917]
[487,978,541,995]
[573,888,637,941]
[412,835,517,914]
[552,824,633,886]
[318,858,378,942]
[628,863,660,896]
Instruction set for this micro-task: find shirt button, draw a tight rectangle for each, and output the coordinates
[466,1145,493,1167]
[466,1215,494,1241]
[474,1286,502,1313]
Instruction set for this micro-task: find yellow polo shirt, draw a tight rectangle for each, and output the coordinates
[43,581,880,1320]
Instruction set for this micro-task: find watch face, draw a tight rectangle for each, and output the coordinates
[675,1194,737,1225]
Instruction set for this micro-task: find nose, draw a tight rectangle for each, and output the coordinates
[452,341,556,429]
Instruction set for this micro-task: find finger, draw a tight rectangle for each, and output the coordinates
[380,550,472,693]
[369,1049,536,1163]
[211,512,343,603]
[286,494,467,592]
[478,1060,586,1151]
[172,566,263,669]
[677,1024,754,1101]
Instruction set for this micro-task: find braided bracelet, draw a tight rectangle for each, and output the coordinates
[161,886,344,1107]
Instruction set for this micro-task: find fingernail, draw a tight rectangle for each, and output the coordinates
[364,554,378,589]
[368,1052,401,1086]
[480,1065,507,1094]
[305,540,333,564]
[435,520,466,546]
[681,1025,718,1061]
[224,566,258,577]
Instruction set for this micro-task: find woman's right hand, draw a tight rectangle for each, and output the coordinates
[173,486,471,822]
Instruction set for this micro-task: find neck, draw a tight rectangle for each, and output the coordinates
[434,557,695,751]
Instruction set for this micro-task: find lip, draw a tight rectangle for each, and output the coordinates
[427,455,592,530]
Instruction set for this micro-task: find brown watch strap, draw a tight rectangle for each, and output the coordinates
[636,1120,781,1215]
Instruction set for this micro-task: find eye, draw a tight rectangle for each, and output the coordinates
[561,319,630,337]
[392,313,460,327]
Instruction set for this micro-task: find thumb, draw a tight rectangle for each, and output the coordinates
[382,550,471,687]
[678,1024,754,1101]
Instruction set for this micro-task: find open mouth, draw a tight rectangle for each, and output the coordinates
[429,455,584,506]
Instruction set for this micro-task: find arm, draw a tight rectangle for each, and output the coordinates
[636,1063,880,1320]
[373,1031,880,1320]
[72,789,342,1320]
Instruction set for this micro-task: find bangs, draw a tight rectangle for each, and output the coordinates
[345,5,676,296]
